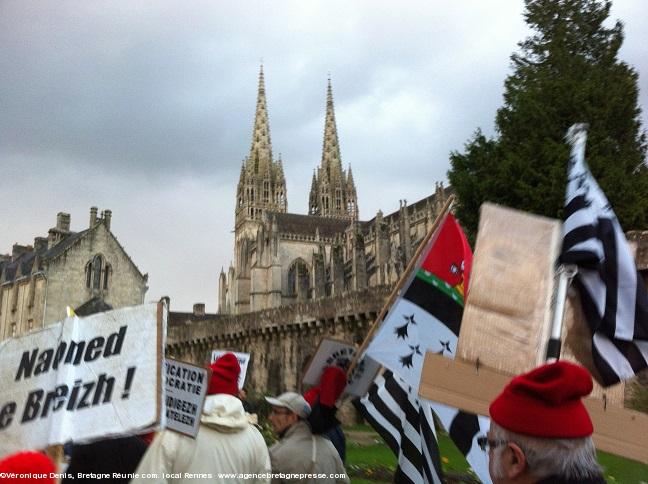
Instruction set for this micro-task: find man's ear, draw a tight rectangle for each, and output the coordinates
[504,442,527,479]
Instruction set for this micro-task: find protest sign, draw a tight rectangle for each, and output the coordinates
[458,203,624,405]
[211,350,250,389]
[302,338,380,397]
[164,359,209,438]
[0,302,164,454]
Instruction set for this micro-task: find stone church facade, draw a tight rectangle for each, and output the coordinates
[0,208,148,340]
[218,67,451,316]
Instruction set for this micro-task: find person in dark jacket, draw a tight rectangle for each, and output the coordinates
[483,361,605,484]
[303,365,348,463]
[63,435,148,483]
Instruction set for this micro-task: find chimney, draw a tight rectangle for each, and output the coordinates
[193,303,206,317]
[90,207,98,228]
[33,237,48,252]
[103,209,112,231]
[56,212,71,231]
[12,244,32,261]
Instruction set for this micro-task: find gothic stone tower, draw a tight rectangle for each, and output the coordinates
[309,79,358,220]
[230,66,287,314]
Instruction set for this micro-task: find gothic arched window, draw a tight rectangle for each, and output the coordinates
[104,263,112,290]
[92,255,102,290]
[288,259,310,300]
[85,261,92,288]
[86,255,110,291]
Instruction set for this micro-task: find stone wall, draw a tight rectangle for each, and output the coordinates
[167,285,391,395]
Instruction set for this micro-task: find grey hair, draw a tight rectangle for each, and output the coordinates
[490,422,602,480]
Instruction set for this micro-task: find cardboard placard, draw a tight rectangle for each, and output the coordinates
[211,350,250,389]
[458,203,624,404]
[0,302,164,454]
[302,338,381,397]
[164,359,209,438]
[420,352,648,464]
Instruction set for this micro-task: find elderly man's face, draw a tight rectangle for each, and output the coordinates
[486,426,531,484]
[268,406,298,434]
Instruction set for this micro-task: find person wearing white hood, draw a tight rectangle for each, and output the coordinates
[132,353,271,484]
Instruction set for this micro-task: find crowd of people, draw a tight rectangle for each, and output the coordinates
[0,356,608,484]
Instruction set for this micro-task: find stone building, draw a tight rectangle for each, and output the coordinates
[219,66,451,315]
[0,208,148,340]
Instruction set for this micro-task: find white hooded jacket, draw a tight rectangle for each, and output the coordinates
[132,394,271,484]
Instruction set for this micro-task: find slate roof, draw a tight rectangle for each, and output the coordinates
[268,212,352,239]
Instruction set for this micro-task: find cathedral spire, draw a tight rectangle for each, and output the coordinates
[235,66,287,229]
[308,77,357,220]
[321,77,343,178]
[248,64,273,173]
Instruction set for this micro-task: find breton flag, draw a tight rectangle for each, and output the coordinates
[359,212,492,484]
[561,123,648,386]
[353,370,443,484]
[364,213,472,393]
[430,402,491,483]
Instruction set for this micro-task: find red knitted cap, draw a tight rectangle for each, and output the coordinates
[208,353,240,396]
[490,361,594,438]
[0,451,56,483]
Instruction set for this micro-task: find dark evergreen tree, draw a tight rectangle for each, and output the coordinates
[448,0,648,238]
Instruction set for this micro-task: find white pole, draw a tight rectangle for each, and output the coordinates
[545,263,578,362]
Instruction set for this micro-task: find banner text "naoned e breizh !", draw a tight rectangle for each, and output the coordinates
[0,303,163,454]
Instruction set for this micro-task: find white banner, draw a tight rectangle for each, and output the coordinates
[302,338,380,398]
[0,302,164,454]
[164,359,209,438]
[211,350,250,389]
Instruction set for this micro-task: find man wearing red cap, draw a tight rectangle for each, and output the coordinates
[484,361,605,484]
[133,353,271,483]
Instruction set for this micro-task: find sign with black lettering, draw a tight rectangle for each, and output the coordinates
[210,350,250,389]
[164,359,209,438]
[0,302,164,454]
[302,338,381,398]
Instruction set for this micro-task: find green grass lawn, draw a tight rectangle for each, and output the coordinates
[346,426,648,483]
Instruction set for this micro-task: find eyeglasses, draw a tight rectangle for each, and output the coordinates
[477,436,508,452]
[270,408,293,416]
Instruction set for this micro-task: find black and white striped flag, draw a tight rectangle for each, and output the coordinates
[353,370,443,484]
[430,401,491,483]
[353,370,493,484]
[561,123,648,386]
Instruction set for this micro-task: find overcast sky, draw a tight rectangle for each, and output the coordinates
[2,0,647,313]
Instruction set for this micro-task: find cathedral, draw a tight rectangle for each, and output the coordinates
[218,67,450,315]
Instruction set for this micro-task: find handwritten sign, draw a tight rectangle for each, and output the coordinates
[164,359,209,438]
[0,302,164,454]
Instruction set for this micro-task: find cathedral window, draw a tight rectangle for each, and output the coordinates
[263,181,269,202]
[336,189,342,210]
[347,200,356,214]
[288,259,310,300]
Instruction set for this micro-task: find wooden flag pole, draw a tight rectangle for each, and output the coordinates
[346,194,456,378]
